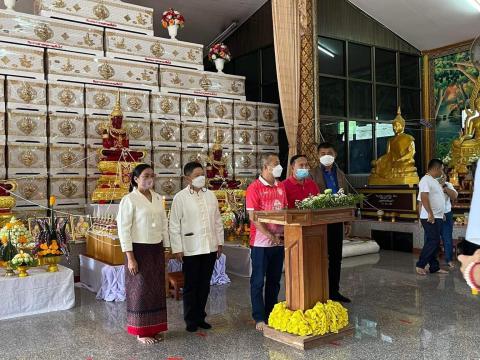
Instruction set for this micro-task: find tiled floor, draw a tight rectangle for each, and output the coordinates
[2,250,479,360]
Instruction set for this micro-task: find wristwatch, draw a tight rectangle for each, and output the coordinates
[463,261,480,291]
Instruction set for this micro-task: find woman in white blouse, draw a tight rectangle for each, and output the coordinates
[117,164,169,345]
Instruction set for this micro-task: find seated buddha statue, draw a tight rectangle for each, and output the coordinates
[100,92,144,164]
[451,92,480,175]
[206,130,240,190]
[368,108,419,186]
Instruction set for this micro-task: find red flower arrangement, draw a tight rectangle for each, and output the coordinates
[161,8,185,29]
[208,43,232,62]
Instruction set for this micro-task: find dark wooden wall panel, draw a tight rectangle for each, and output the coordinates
[223,1,273,58]
[318,0,420,54]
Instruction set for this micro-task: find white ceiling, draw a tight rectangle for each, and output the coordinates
[12,0,267,47]
[349,0,480,50]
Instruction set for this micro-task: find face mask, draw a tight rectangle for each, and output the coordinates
[320,155,335,167]
[295,168,309,179]
[436,176,445,183]
[192,175,206,189]
[143,178,154,189]
[272,164,283,178]
[136,177,154,190]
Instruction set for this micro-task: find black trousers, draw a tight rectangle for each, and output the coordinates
[182,252,217,327]
[417,219,443,273]
[327,222,343,296]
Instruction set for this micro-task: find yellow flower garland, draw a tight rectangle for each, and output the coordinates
[268,300,348,337]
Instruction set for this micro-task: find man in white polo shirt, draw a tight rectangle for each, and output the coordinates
[416,159,449,275]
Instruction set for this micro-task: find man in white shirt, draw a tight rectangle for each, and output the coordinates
[438,174,458,268]
[169,162,224,333]
[416,159,449,275]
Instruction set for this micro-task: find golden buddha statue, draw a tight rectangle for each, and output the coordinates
[368,108,419,186]
[450,78,480,175]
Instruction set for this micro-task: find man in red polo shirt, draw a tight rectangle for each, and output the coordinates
[283,154,319,209]
[246,153,288,331]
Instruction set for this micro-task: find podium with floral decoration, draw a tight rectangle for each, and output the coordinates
[253,193,360,350]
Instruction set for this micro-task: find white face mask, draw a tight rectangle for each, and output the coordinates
[191,175,206,189]
[272,164,283,178]
[320,155,335,167]
[143,178,154,189]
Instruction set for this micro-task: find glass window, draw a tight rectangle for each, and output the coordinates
[319,119,346,170]
[318,37,345,76]
[320,77,346,117]
[349,81,372,119]
[376,85,397,121]
[375,48,396,84]
[348,43,371,80]
[348,121,373,174]
[375,122,395,157]
[400,89,421,120]
[400,54,420,88]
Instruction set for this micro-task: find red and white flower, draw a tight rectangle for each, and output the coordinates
[208,43,232,62]
[161,8,185,29]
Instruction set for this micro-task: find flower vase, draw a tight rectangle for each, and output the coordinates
[4,262,15,276]
[214,58,225,73]
[44,256,61,272]
[17,265,29,278]
[4,0,16,11]
[167,24,178,40]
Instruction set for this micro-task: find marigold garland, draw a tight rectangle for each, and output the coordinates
[268,300,348,337]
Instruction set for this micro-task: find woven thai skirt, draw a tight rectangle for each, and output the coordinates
[125,242,167,337]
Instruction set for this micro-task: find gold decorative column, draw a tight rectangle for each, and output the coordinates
[297,0,318,167]
[422,54,433,169]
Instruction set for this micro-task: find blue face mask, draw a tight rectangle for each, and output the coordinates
[295,168,309,179]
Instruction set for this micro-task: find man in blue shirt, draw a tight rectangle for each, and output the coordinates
[311,142,351,303]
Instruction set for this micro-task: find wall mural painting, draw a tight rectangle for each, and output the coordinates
[434,50,478,159]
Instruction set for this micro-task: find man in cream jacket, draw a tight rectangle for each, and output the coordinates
[169,161,224,333]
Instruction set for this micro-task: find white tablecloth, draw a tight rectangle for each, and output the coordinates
[223,243,252,277]
[79,254,125,302]
[0,265,75,320]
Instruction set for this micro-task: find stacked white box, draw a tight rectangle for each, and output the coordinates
[105,30,203,70]
[0,43,44,79]
[49,175,86,207]
[151,92,180,121]
[0,11,104,56]
[48,81,85,114]
[36,0,154,35]
[15,176,48,209]
[49,143,86,176]
[6,77,47,111]
[7,109,47,143]
[47,50,158,90]
[49,113,86,145]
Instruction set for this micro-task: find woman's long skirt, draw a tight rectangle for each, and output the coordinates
[125,243,167,337]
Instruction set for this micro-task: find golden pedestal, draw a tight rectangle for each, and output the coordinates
[368,175,419,186]
[450,143,479,175]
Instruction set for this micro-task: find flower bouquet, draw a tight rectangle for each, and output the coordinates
[0,217,34,250]
[295,189,364,210]
[208,43,231,73]
[10,251,34,277]
[35,196,70,272]
[161,8,185,40]
[0,232,17,276]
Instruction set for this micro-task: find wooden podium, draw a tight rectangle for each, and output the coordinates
[253,207,355,349]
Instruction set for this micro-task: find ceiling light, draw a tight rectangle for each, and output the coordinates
[318,45,335,58]
[467,0,480,12]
